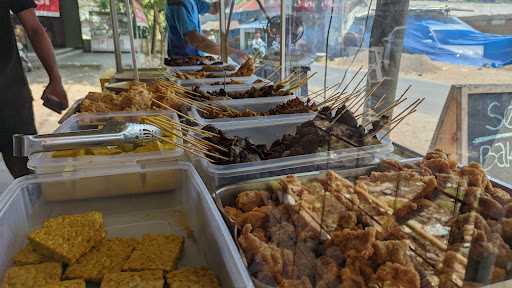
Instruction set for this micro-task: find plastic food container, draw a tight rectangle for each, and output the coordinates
[194,117,394,189]
[190,97,317,129]
[177,75,259,86]
[0,162,253,288]
[28,111,184,174]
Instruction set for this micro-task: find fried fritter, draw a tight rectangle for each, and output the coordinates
[375,262,420,288]
[329,228,376,259]
[235,191,271,212]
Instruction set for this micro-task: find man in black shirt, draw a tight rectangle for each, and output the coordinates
[0,0,67,178]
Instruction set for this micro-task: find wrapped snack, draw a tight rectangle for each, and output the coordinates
[1,262,62,288]
[28,211,106,264]
[166,267,220,288]
[101,270,164,288]
[64,238,138,282]
[123,234,184,272]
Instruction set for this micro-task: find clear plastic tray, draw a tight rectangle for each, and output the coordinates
[194,117,394,189]
[190,97,317,129]
[0,162,253,287]
[28,111,184,174]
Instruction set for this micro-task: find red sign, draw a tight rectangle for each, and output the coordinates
[35,0,60,17]
[133,0,148,27]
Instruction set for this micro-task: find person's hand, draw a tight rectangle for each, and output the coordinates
[209,1,219,15]
[42,79,68,109]
[230,49,249,64]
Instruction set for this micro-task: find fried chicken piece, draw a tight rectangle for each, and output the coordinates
[253,228,268,242]
[235,207,272,229]
[330,228,376,259]
[371,240,410,266]
[235,191,271,212]
[448,212,491,248]
[337,210,358,230]
[278,277,313,288]
[223,207,243,222]
[439,251,466,288]
[375,262,420,288]
[464,231,498,284]
[502,218,512,246]
[315,256,339,288]
[491,267,506,283]
[393,199,434,224]
[268,222,296,250]
[485,186,511,206]
[378,159,404,172]
[478,196,505,220]
[461,163,488,189]
[493,233,512,270]
[460,187,482,213]
[340,257,374,288]
[505,203,512,218]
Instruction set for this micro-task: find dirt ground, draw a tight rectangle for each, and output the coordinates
[328,51,512,85]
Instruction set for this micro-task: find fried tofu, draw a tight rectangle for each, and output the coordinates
[100,270,164,288]
[64,238,138,282]
[42,279,86,288]
[166,267,220,288]
[28,211,106,264]
[1,262,62,288]
[12,243,51,266]
[123,234,184,272]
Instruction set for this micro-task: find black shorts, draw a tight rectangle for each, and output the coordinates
[0,98,37,154]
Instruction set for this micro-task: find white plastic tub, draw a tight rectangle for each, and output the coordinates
[190,97,317,129]
[194,118,394,189]
[28,111,183,174]
[0,162,253,288]
[177,75,258,86]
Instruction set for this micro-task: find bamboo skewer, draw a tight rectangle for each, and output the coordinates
[151,99,199,124]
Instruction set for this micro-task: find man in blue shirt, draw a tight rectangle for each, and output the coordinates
[166,0,247,61]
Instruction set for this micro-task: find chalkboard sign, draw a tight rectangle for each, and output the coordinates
[431,84,512,185]
[467,91,512,184]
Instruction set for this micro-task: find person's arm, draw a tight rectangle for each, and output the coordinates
[185,31,248,62]
[17,9,68,107]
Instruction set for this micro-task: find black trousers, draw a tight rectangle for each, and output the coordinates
[0,99,36,178]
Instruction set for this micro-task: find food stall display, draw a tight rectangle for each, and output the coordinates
[215,150,512,287]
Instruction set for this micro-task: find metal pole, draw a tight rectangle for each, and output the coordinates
[110,0,123,72]
[366,0,410,117]
[280,0,286,80]
[219,0,228,63]
[124,0,139,81]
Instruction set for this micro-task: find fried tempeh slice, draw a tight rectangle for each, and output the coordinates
[123,234,184,272]
[12,242,52,266]
[42,279,86,288]
[101,270,164,288]
[64,238,138,282]
[1,262,62,288]
[28,211,106,264]
[166,267,220,288]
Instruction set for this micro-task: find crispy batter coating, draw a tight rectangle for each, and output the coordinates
[235,190,271,212]
[100,270,164,288]
[371,240,410,266]
[375,262,420,288]
[12,243,51,266]
[329,228,377,259]
[42,279,86,288]
[28,211,106,264]
[1,262,62,288]
[166,267,220,288]
[123,234,184,272]
[64,238,138,282]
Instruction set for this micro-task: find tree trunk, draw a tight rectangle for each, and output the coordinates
[366,0,410,118]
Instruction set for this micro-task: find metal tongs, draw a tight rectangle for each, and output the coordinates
[13,122,161,157]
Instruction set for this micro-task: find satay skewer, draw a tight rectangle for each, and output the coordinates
[151,99,199,124]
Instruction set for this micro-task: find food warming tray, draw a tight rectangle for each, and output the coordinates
[190,97,317,129]
[194,117,393,189]
[176,75,260,86]
[28,111,183,174]
[212,162,512,288]
[0,162,252,287]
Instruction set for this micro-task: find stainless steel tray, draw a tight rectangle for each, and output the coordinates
[213,160,512,288]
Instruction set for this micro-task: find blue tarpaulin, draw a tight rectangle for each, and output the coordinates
[349,15,512,67]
